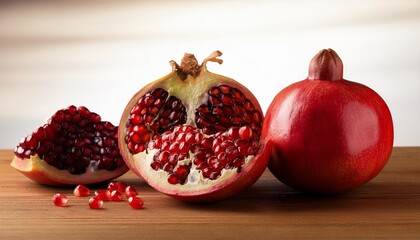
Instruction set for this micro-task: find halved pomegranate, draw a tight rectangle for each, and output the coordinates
[118,51,270,202]
[11,105,129,186]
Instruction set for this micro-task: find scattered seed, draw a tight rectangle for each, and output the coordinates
[73,185,91,197]
[88,197,103,209]
[52,193,69,207]
[128,196,144,209]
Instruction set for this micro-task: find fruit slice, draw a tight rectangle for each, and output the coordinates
[11,105,129,186]
[119,51,270,202]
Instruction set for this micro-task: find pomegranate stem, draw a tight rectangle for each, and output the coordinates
[170,53,200,80]
[170,51,223,80]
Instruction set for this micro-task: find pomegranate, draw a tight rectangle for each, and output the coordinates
[262,48,394,193]
[11,105,129,186]
[118,51,270,202]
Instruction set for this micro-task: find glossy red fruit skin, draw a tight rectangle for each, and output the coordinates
[262,49,394,193]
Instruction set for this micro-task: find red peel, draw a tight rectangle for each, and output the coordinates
[262,49,394,193]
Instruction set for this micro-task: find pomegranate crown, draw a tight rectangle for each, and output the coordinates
[308,48,344,81]
[170,51,223,80]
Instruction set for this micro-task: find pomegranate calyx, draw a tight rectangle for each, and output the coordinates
[170,51,223,80]
[202,50,223,67]
[308,48,343,81]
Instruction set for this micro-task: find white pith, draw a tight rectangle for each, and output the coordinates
[134,147,254,193]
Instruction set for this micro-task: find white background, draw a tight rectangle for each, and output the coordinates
[1,0,419,148]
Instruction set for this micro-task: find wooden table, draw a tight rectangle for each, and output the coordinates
[0,147,419,239]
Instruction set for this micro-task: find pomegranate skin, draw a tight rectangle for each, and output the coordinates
[262,49,394,193]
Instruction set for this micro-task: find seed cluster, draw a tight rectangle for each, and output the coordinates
[149,125,260,184]
[125,88,187,154]
[195,85,263,136]
[14,105,124,175]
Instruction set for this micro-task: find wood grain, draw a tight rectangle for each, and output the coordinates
[0,147,419,239]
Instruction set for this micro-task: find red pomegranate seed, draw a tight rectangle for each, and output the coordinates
[238,146,249,157]
[220,94,234,105]
[89,197,103,209]
[202,168,212,178]
[233,105,246,115]
[174,165,189,178]
[130,133,142,144]
[125,186,138,198]
[52,193,69,207]
[178,153,189,160]
[163,163,174,172]
[107,181,128,193]
[110,190,123,202]
[219,85,231,94]
[159,150,171,161]
[74,185,91,197]
[209,171,221,180]
[150,161,162,170]
[238,126,252,139]
[128,196,144,209]
[168,173,180,184]
[232,88,245,102]
[94,190,111,201]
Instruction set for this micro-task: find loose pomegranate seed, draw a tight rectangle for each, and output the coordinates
[125,186,138,198]
[107,181,128,193]
[110,190,123,202]
[74,185,91,197]
[88,197,104,209]
[94,190,111,201]
[128,196,144,209]
[52,193,69,207]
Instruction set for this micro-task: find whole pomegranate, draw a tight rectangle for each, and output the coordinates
[262,49,394,193]
[118,51,270,202]
[11,105,129,186]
